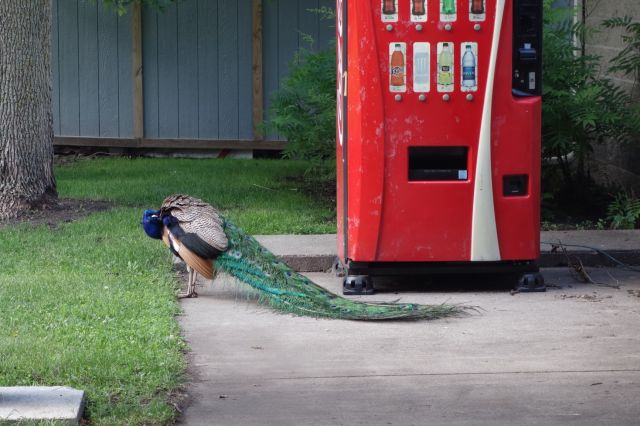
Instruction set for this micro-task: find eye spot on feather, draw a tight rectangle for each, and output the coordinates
[230,250,242,259]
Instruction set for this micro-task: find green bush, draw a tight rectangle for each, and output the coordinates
[267,44,336,162]
[541,2,640,223]
[542,2,639,185]
[267,42,337,208]
[606,193,640,229]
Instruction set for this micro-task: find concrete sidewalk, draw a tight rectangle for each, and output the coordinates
[178,267,640,425]
[255,230,640,272]
[177,230,640,425]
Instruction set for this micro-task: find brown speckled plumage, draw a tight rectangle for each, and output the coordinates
[160,194,228,253]
[157,194,228,297]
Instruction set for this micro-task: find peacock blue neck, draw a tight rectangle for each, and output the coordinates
[142,209,163,239]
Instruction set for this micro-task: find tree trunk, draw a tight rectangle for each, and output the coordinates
[0,1,57,220]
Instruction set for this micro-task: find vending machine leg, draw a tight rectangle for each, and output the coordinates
[516,272,546,292]
[343,275,375,295]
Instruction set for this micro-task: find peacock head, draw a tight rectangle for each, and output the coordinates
[141,209,163,239]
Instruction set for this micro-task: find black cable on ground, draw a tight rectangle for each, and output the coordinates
[541,241,640,273]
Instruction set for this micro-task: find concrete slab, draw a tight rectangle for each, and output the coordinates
[178,267,640,425]
[0,386,85,424]
[255,234,337,272]
[255,230,640,271]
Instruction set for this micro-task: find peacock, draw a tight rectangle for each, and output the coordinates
[142,194,466,321]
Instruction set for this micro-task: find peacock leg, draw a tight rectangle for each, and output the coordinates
[191,270,198,298]
[179,266,197,298]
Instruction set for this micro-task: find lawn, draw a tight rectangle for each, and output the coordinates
[57,157,336,234]
[0,157,335,424]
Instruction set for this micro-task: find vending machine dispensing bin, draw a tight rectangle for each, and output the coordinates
[336,0,544,294]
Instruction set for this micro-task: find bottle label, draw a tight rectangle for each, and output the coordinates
[391,67,404,78]
[463,67,475,80]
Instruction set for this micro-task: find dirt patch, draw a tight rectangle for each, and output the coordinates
[0,198,113,229]
[628,289,640,298]
[557,292,613,302]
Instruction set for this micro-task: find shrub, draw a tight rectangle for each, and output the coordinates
[607,193,640,229]
[541,2,640,223]
[267,44,336,162]
[542,2,639,186]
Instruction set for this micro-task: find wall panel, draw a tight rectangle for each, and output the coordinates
[52,0,335,142]
[52,0,133,137]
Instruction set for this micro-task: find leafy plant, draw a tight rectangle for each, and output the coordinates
[266,42,338,206]
[541,3,640,224]
[602,16,640,83]
[267,44,336,162]
[606,193,640,229]
[542,2,639,186]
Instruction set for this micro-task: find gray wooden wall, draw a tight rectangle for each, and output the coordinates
[51,0,334,141]
[52,0,133,137]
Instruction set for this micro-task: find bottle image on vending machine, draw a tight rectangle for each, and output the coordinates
[437,42,454,92]
[471,0,484,14]
[390,43,406,92]
[461,43,477,92]
[441,0,456,19]
[469,0,486,21]
[383,0,396,14]
[411,0,428,21]
[382,0,398,22]
[413,42,430,93]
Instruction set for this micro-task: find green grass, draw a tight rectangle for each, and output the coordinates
[0,209,183,424]
[57,157,336,234]
[0,157,336,424]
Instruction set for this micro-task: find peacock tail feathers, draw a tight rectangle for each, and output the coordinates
[215,220,466,321]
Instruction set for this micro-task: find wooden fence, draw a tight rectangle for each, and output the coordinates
[51,0,334,150]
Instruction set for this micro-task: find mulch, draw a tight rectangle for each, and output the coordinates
[0,198,112,229]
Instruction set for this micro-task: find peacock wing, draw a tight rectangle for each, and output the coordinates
[160,194,228,257]
[162,226,214,279]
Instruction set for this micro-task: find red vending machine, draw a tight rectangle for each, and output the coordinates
[336,0,544,294]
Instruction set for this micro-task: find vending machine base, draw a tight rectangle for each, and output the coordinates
[338,260,545,295]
